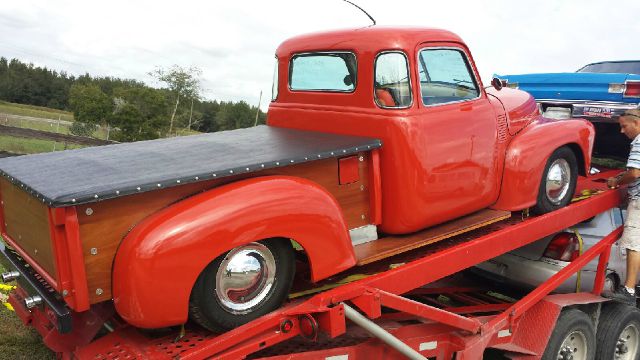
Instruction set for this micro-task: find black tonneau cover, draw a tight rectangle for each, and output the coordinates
[0,126,381,207]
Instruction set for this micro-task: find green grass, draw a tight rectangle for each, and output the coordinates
[0,101,110,140]
[0,304,55,359]
[0,135,84,154]
[0,101,73,122]
[0,263,54,359]
[174,128,201,137]
[592,157,626,169]
[0,117,71,135]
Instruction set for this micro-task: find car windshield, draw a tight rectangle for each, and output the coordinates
[577,61,640,74]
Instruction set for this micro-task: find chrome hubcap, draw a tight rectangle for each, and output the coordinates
[546,159,571,205]
[215,243,276,314]
[557,330,587,360]
[615,324,639,360]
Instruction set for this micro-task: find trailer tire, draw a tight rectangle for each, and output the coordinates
[533,146,578,215]
[189,238,295,332]
[595,302,640,360]
[542,308,595,360]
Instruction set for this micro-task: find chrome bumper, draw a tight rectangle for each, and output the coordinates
[537,99,639,123]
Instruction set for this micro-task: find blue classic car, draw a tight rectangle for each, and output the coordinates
[496,61,640,158]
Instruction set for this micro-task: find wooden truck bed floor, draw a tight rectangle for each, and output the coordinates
[355,209,511,265]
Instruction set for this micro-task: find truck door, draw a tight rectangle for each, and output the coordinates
[413,43,500,221]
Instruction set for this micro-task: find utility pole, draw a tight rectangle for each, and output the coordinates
[253,90,263,127]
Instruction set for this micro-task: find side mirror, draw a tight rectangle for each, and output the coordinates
[491,77,503,91]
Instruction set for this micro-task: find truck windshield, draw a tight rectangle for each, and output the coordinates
[577,61,640,74]
[418,48,479,106]
[289,52,357,92]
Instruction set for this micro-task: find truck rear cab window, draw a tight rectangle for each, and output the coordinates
[374,52,412,108]
[289,52,356,92]
[418,48,479,106]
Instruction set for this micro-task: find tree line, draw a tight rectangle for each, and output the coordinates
[0,57,266,142]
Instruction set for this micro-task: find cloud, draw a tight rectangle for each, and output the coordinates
[0,0,638,110]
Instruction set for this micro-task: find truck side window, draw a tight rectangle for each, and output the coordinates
[289,52,356,92]
[374,52,411,109]
[418,48,479,106]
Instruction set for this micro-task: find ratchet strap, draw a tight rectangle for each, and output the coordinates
[570,228,585,293]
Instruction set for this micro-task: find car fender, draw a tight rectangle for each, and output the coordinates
[492,118,594,211]
[112,175,355,328]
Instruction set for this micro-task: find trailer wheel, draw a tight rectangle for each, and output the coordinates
[533,146,578,214]
[595,303,640,360]
[189,239,295,332]
[542,309,595,360]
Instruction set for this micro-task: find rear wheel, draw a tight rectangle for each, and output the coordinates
[542,308,595,360]
[533,146,578,215]
[189,239,295,332]
[595,302,640,360]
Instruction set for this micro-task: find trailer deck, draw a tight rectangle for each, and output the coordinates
[19,171,623,360]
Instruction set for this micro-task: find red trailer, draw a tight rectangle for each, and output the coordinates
[3,170,630,359]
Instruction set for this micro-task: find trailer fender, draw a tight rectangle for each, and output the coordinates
[492,118,594,211]
[112,175,355,328]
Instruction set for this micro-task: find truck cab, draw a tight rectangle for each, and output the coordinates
[268,26,595,233]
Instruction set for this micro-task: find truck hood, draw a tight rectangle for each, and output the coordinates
[495,72,640,103]
[486,87,539,136]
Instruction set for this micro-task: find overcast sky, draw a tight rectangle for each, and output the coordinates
[1,0,638,110]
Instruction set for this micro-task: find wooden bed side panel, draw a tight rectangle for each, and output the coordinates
[264,152,372,229]
[77,179,221,302]
[79,155,372,303]
[0,178,57,278]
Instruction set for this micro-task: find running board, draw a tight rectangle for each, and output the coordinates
[355,209,511,265]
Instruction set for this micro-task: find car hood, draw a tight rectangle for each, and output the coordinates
[495,72,640,103]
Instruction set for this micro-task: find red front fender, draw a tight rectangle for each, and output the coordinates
[112,175,355,328]
[492,118,594,211]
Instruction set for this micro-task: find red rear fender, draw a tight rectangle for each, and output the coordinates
[492,118,594,211]
[112,175,354,328]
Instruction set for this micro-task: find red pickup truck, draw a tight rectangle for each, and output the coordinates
[0,26,594,346]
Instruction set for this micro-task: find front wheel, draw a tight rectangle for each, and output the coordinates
[533,146,578,215]
[542,308,595,360]
[189,239,295,332]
